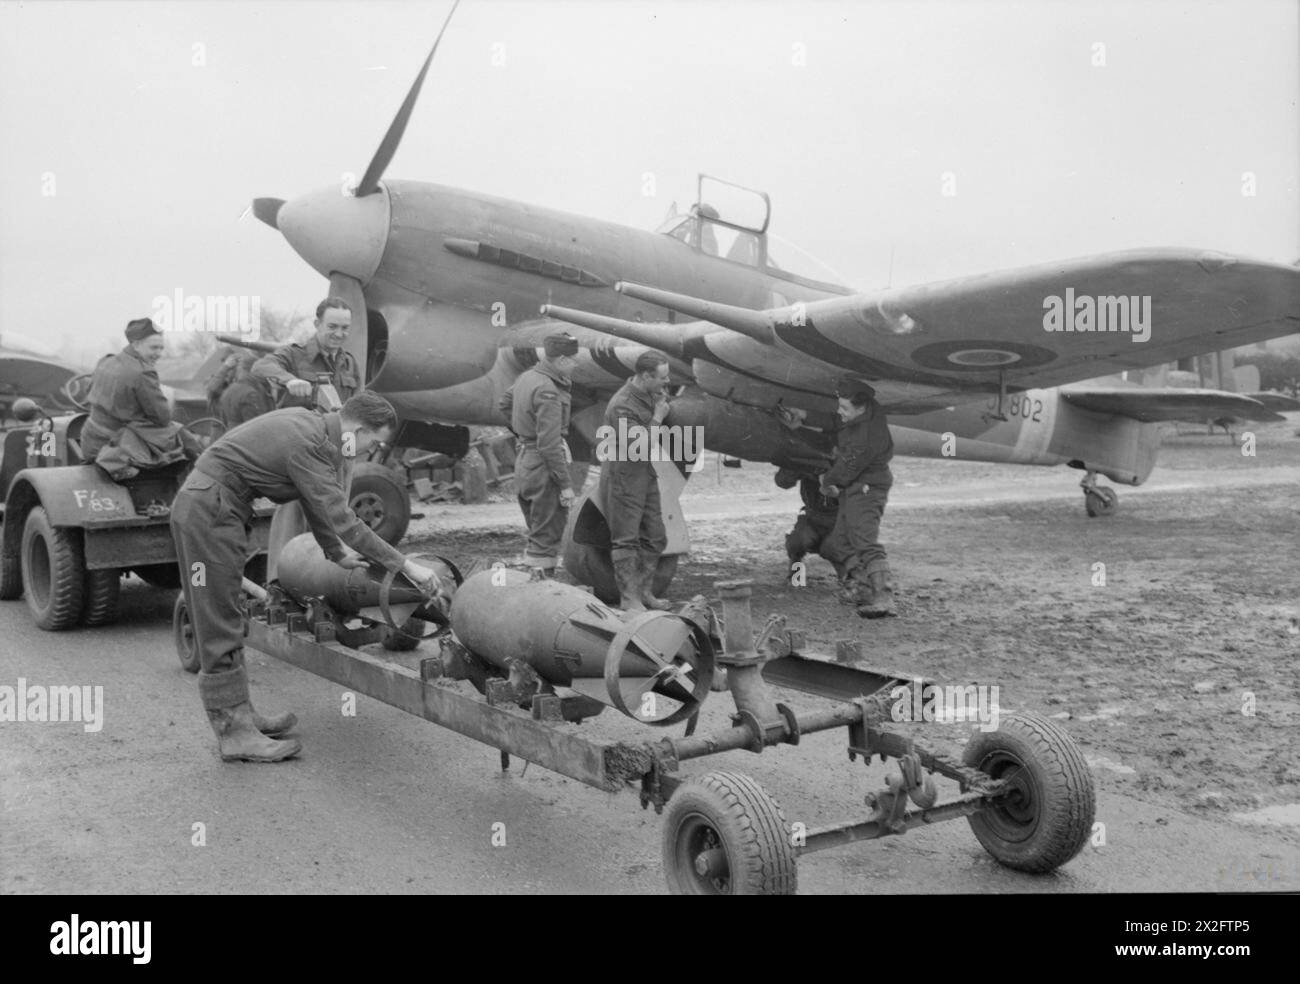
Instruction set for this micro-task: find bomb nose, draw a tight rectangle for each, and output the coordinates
[273,184,390,285]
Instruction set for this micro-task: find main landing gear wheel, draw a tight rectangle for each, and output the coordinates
[961,712,1095,873]
[661,771,797,895]
[350,462,411,546]
[173,593,200,674]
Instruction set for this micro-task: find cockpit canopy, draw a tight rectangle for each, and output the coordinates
[657,174,849,291]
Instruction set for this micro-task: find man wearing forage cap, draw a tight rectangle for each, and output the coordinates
[819,375,896,617]
[498,331,581,572]
[79,317,174,461]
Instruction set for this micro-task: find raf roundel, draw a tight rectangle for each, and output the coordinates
[909,340,1058,372]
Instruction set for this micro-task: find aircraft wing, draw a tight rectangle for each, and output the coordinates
[1059,387,1286,423]
[611,249,1300,403]
[0,348,78,409]
[1248,391,1300,414]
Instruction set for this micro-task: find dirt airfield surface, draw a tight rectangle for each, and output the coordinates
[2,416,1298,894]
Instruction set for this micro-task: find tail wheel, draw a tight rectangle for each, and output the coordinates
[349,463,411,546]
[1084,487,1117,518]
[662,771,796,895]
[82,568,121,626]
[173,593,200,673]
[961,712,1096,873]
[20,506,85,631]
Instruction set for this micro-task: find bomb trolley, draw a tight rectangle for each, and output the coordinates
[176,567,1096,895]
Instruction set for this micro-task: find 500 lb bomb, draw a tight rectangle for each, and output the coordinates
[449,568,714,725]
[275,534,459,635]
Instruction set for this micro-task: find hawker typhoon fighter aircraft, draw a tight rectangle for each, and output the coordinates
[0,333,78,422]
[250,4,1300,531]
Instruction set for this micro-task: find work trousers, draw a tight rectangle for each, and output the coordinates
[821,466,892,579]
[514,448,567,567]
[599,460,667,563]
[170,472,254,706]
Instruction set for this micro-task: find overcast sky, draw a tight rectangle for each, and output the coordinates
[1,0,1296,364]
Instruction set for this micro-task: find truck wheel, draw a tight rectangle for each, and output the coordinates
[0,548,21,600]
[20,506,85,631]
[961,712,1096,873]
[662,771,797,895]
[350,463,410,546]
[82,569,121,626]
[173,593,200,673]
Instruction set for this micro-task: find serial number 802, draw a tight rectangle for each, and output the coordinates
[986,394,1044,421]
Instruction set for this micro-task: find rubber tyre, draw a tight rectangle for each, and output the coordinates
[173,593,200,674]
[661,770,796,895]
[1084,488,1117,518]
[961,712,1096,873]
[0,547,21,600]
[350,464,411,546]
[20,506,85,631]
[81,568,121,626]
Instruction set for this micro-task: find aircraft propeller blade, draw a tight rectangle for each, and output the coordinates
[354,0,461,198]
[252,197,285,229]
[329,273,372,385]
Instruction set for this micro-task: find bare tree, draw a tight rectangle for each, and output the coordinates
[258,306,309,344]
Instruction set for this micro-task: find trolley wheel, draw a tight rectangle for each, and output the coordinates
[961,712,1095,873]
[350,463,411,546]
[81,568,121,626]
[20,506,85,630]
[661,771,796,895]
[1084,487,1117,518]
[173,593,200,673]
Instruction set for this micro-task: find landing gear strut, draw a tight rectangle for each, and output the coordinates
[1080,471,1118,518]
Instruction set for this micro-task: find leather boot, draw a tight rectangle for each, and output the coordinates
[612,555,646,613]
[207,704,302,762]
[857,562,895,619]
[637,554,672,611]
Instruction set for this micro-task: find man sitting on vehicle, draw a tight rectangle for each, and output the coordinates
[79,317,199,479]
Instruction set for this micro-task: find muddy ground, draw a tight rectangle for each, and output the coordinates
[409,415,1300,842]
